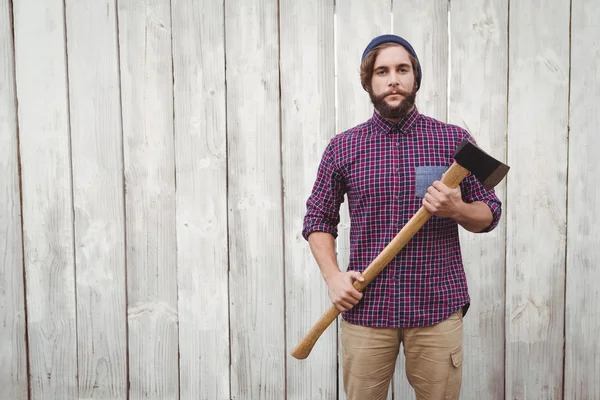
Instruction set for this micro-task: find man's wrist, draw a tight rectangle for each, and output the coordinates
[322,268,341,284]
[451,200,468,222]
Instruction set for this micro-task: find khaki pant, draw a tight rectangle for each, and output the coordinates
[341,310,463,400]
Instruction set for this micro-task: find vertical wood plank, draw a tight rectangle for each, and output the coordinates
[117,0,179,398]
[0,1,28,399]
[336,2,393,399]
[506,0,569,397]
[171,0,230,398]
[225,0,285,398]
[12,1,78,398]
[64,0,127,398]
[393,0,448,121]
[280,1,336,399]
[449,1,508,398]
[565,0,600,397]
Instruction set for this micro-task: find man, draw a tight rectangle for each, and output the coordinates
[302,34,502,400]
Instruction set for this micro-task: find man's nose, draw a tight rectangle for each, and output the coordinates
[388,72,400,86]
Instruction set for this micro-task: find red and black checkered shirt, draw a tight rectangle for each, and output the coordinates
[302,107,502,328]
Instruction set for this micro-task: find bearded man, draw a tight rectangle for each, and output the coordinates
[302,34,502,400]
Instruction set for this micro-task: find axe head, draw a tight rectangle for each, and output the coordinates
[453,139,510,190]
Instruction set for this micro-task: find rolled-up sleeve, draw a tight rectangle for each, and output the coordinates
[302,140,347,240]
[460,172,502,233]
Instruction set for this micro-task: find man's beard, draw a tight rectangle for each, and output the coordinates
[369,86,417,120]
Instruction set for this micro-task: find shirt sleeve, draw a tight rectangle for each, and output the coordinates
[302,139,347,240]
[457,134,503,233]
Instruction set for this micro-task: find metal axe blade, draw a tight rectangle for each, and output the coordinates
[453,139,510,190]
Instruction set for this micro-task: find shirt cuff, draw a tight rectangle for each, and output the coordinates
[478,199,502,233]
[302,222,338,241]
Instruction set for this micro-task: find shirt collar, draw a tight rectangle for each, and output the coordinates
[371,106,420,135]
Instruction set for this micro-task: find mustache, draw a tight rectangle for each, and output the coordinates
[381,88,412,97]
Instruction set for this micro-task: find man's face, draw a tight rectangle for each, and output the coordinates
[369,45,417,121]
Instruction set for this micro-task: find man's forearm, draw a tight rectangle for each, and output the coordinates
[452,201,493,233]
[307,231,341,283]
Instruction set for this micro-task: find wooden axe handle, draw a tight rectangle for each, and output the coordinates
[290,162,470,360]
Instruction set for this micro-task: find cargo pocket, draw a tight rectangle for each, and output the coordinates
[450,347,462,368]
[447,347,463,398]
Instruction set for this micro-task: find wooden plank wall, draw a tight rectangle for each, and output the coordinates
[506,0,569,398]
[2,0,600,399]
[13,1,78,399]
[118,1,180,398]
[566,0,600,397]
[280,1,337,399]
[171,0,230,398]
[450,1,508,398]
[65,0,128,398]
[225,1,285,399]
[0,1,27,399]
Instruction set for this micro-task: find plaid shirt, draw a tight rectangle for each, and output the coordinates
[302,108,502,327]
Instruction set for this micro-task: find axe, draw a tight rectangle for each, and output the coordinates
[291,139,510,360]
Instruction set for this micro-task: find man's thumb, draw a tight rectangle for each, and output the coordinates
[349,271,364,282]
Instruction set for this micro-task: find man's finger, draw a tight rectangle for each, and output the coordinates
[427,185,442,197]
[424,193,438,207]
[423,197,438,214]
[431,180,450,192]
[346,296,359,306]
[348,271,364,282]
[346,290,363,302]
[338,299,354,309]
[335,304,348,312]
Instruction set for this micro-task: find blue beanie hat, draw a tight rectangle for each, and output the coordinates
[361,34,422,90]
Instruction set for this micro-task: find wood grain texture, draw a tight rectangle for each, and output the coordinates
[506,0,569,398]
[449,0,508,398]
[117,0,179,398]
[279,0,336,398]
[12,1,78,398]
[565,0,600,397]
[171,0,230,398]
[64,0,128,398]
[0,1,28,399]
[335,2,393,399]
[225,0,285,398]
[393,0,448,121]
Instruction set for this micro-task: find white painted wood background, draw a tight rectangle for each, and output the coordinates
[1,0,599,399]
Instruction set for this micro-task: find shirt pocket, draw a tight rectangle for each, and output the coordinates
[414,165,448,198]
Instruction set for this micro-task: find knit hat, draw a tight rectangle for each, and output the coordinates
[361,34,422,90]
